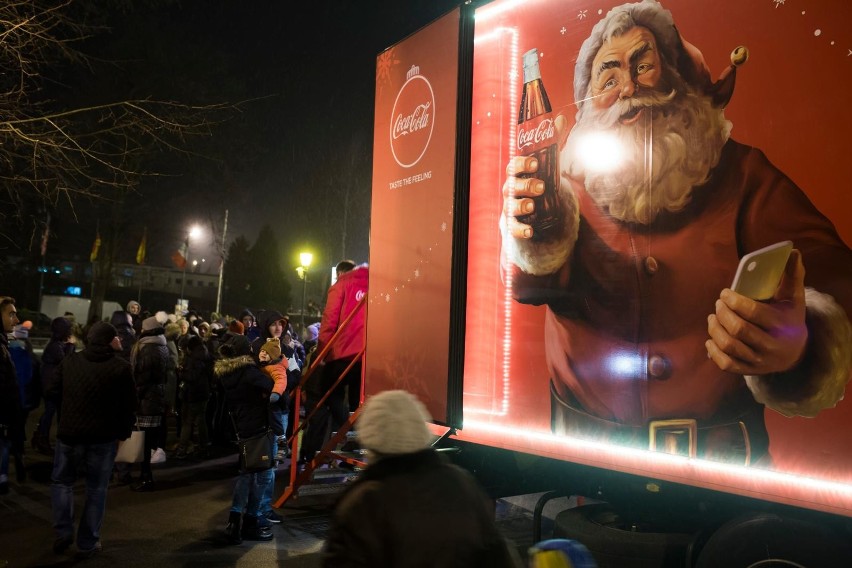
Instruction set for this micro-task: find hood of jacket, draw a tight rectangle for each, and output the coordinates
[257,310,287,340]
[214,355,256,381]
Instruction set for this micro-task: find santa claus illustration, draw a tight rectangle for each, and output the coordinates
[501,0,852,465]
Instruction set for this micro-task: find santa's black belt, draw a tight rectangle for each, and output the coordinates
[549,380,754,466]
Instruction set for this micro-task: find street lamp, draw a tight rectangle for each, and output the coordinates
[298,252,313,330]
[180,225,202,311]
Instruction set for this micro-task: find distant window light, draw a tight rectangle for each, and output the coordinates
[65,286,82,296]
[63,265,74,273]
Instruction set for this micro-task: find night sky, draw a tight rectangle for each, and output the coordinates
[33,0,464,275]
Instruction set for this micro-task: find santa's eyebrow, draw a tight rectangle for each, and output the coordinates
[597,59,621,74]
[629,42,653,66]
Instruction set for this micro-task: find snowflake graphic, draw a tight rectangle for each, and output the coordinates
[772,0,785,7]
[441,221,447,232]
[384,294,391,302]
[376,49,400,93]
[560,26,567,35]
[578,10,588,20]
[414,268,420,278]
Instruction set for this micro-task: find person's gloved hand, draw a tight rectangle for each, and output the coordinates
[270,393,281,403]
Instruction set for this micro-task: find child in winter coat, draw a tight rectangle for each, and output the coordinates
[258,338,288,461]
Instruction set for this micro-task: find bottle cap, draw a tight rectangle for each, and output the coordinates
[523,48,541,83]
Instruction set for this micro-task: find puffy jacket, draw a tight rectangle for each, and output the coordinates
[132,332,169,416]
[51,344,136,444]
[216,355,273,438]
[323,450,519,568]
[180,337,213,403]
[318,265,368,362]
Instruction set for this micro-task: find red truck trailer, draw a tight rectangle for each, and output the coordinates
[366,1,852,565]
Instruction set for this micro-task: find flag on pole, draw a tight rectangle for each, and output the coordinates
[90,231,102,262]
[171,240,187,269]
[136,229,147,265]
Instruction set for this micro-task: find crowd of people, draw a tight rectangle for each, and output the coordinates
[0,260,377,555]
[1,276,593,566]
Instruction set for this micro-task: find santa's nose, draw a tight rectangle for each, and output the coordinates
[619,79,638,99]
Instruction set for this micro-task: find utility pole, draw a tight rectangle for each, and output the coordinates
[216,209,229,315]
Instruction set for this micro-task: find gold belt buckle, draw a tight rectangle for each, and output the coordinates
[648,419,697,458]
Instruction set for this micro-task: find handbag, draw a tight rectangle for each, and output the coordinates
[237,429,275,473]
[115,429,146,463]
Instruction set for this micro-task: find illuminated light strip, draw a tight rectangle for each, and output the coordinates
[503,26,518,417]
[461,418,852,515]
[465,25,518,418]
[475,0,549,25]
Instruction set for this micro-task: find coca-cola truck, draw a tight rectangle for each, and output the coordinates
[367,1,852,565]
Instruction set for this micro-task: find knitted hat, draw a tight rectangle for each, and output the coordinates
[260,337,281,360]
[306,322,320,342]
[228,320,245,335]
[87,322,117,346]
[356,390,433,456]
[528,539,597,568]
[51,317,73,340]
[141,316,161,332]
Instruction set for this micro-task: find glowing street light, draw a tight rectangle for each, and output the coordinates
[180,224,202,309]
[298,252,313,330]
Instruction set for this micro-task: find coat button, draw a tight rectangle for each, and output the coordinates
[648,355,670,379]
[644,256,659,275]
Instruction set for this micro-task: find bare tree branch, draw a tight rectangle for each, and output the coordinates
[0,1,239,214]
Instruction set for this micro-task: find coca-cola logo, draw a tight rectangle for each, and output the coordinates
[517,118,555,151]
[390,67,435,168]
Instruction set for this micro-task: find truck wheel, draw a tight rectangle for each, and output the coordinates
[553,503,696,568]
[695,512,850,568]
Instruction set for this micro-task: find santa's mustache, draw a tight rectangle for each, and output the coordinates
[590,88,679,129]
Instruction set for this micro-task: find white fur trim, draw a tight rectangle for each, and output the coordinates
[745,288,852,417]
[356,390,433,456]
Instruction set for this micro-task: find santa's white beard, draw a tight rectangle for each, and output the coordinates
[563,87,731,225]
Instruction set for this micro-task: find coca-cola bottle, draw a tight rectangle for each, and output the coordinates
[516,48,563,241]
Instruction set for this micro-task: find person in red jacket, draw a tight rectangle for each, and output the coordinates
[317,261,368,434]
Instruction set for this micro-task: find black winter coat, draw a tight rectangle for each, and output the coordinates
[215,355,273,438]
[180,344,213,403]
[40,339,75,396]
[50,344,136,444]
[0,334,22,437]
[132,334,169,416]
[323,450,519,568]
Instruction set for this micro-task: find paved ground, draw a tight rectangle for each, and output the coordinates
[0,433,557,568]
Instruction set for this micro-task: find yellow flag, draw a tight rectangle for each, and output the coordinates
[89,232,101,262]
[136,230,147,265]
